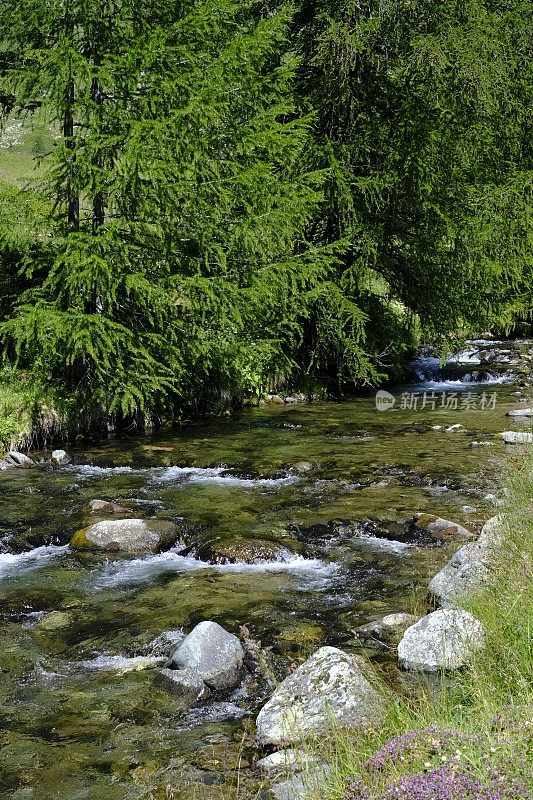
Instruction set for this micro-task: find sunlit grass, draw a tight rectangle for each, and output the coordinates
[318,455,533,799]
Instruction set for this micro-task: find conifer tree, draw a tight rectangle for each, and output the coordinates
[1,0,379,423]
[294,0,532,348]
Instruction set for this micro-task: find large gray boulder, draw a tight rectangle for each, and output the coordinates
[255,646,383,748]
[429,516,503,607]
[397,609,484,672]
[51,449,70,465]
[169,621,244,690]
[69,518,180,552]
[429,542,489,607]
[5,451,35,468]
[269,765,331,800]
[476,515,505,550]
[500,431,533,443]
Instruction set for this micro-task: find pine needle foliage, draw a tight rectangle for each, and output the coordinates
[0,0,381,425]
[293,0,533,349]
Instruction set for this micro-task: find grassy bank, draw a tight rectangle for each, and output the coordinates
[322,456,533,799]
[0,367,62,452]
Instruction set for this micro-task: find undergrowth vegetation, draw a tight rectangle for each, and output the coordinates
[321,456,533,799]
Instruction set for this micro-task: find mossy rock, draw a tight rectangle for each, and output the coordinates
[69,518,182,553]
[195,536,299,564]
[36,611,72,631]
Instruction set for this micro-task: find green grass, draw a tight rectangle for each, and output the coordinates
[0,367,63,452]
[319,457,533,799]
[0,367,38,450]
[0,109,55,189]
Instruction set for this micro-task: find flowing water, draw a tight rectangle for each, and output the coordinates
[0,340,532,799]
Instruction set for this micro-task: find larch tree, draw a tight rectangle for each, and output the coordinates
[1,0,377,426]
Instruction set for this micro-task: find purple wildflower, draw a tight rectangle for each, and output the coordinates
[342,765,532,800]
[364,727,466,771]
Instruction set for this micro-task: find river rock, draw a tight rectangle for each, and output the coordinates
[87,499,133,515]
[256,749,321,778]
[36,611,72,630]
[69,518,181,553]
[429,515,504,607]
[268,764,331,800]
[51,449,70,465]
[196,538,295,565]
[476,515,505,550]
[500,431,533,443]
[169,621,245,690]
[146,629,186,656]
[428,542,489,607]
[355,612,419,643]
[255,646,383,748]
[292,461,316,473]
[5,451,35,468]
[397,609,484,672]
[156,667,211,704]
[506,408,533,416]
[413,513,472,541]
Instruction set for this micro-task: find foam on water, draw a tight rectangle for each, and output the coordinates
[151,465,298,488]
[356,534,412,555]
[447,349,481,365]
[0,545,69,579]
[75,654,164,673]
[88,548,339,590]
[67,464,138,478]
[415,372,514,390]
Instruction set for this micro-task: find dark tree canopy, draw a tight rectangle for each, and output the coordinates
[0,0,531,426]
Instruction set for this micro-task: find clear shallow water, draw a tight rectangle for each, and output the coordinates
[0,339,532,799]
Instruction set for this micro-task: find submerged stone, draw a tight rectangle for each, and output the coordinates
[413,513,473,541]
[87,499,133,515]
[255,646,383,748]
[69,518,181,553]
[77,654,166,673]
[156,667,211,704]
[195,538,296,565]
[355,612,419,643]
[36,611,72,631]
